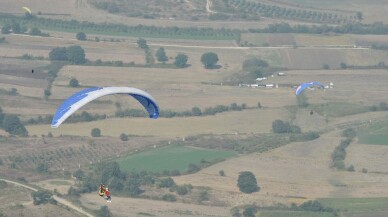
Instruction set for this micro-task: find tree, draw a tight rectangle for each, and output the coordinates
[44,89,51,98]
[1,24,11,34]
[340,62,347,69]
[120,133,129,141]
[242,57,269,72]
[69,78,79,87]
[237,171,259,193]
[36,163,49,173]
[31,190,53,205]
[11,22,22,34]
[91,128,101,137]
[49,47,67,61]
[174,53,188,68]
[158,177,175,188]
[0,107,4,125]
[191,107,202,116]
[323,64,330,69]
[73,169,85,180]
[201,52,219,69]
[76,32,87,41]
[356,12,363,21]
[137,38,148,49]
[242,206,256,217]
[66,45,86,64]
[2,114,28,137]
[98,206,113,217]
[155,47,168,63]
[29,28,42,36]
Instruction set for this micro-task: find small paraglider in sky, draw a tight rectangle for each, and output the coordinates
[22,6,32,15]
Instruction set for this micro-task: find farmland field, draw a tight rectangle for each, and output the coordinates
[259,211,335,217]
[1,0,388,216]
[318,197,388,212]
[116,145,236,172]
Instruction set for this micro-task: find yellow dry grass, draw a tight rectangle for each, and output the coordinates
[174,130,388,206]
[80,192,230,217]
[27,108,288,138]
[295,34,354,46]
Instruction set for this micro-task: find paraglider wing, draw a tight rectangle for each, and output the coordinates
[295,82,325,96]
[51,87,159,128]
[22,6,32,14]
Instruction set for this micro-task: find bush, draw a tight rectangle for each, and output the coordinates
[176,185,189,195]
[162,194,176,202]
[158,177,175,188]
[36,163,49,173]
[76,32,87,41]
[31,190,53,205]
[91,128,101,137]
[237,171,259,193]
[120,133,128,141]
[69,78,79,87]
[219,170,225,176]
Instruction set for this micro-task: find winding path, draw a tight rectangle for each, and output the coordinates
[0,178,95,217]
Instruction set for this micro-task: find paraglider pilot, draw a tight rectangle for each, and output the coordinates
[98,184,111,202]
[104,188,112,203]
[98,184,106,197]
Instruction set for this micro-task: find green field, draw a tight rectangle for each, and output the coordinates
[116,145,236,172]
[357,119,388,145]
[358,134,388,145]
[318,197,388,212]
[311,102,370,117]
[259,211,335,217]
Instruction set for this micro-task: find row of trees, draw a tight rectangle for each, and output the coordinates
[225,0,357,24]
[0,13,238,40]
[249,22,388,35]
[331,128,356,170]
[231,200,338,217]
[1,21,48,36]
[115,103,249,119]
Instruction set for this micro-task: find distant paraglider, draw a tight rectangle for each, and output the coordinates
[51,87,159,128]
[295,82,325,96]
[22,6,32,15]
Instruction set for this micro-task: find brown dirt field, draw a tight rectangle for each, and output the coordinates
[346,143,388,174]
[3,34,145,63]
[277,48,388,69]
[27,108,288,139]
[80,193,231,217]
[0,182,82,217]
[33,178,75,195]
[270,69,388,105]
[174,130,388,206]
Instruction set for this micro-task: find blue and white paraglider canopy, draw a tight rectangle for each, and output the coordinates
[51,87,159,128]
[295,82,325,96]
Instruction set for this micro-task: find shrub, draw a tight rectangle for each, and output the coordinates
[69,78,79,87]
[162,194,176,202]
[91,128,101,137]
[120,133,128,141]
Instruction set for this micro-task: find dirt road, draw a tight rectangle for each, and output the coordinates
[0,178,95,217]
